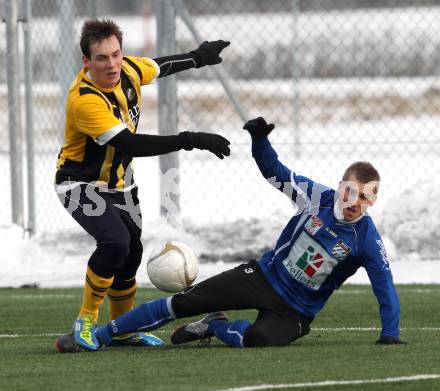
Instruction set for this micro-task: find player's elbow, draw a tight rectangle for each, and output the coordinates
[108,129,137,155]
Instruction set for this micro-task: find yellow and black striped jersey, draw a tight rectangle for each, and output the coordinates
[55,56,160,190]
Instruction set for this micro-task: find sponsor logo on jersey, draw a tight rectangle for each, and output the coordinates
[282,231,337,290]
[127,88,135,102]
[304,215,324,236]
[128,103,141,127]
[332,240,351,260]
[295,246,324,277]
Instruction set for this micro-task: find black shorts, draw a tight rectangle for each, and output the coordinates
[171,260,312,346]
[57,183,143,281]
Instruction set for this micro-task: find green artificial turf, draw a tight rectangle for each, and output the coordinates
[0,285,439,391]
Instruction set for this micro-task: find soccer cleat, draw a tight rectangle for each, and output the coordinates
[55,332,83,353]
[108,332,165,347]
[73,314,100,351]
[170,312,228,345]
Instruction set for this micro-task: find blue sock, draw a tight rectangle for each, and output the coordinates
[96,297,174,345]
[208,319,251,348]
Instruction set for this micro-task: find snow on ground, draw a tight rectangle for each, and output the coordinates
[1,88,438,287]
[1,223,440,288]
[2,6,439,287]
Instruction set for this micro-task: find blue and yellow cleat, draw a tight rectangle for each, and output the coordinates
[108,332,165,347]
[73,314,100,351]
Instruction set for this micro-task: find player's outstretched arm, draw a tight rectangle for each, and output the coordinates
[154,40,230,78]
[243,116,327,204]
[243,117,295,192]
[108,128,230,159]
[363,239,406,346]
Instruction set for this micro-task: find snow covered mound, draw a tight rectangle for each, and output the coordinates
[187,218,284,263]
[381,180,440,260]
[2,216,440,287]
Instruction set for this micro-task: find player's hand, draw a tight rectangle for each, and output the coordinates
[375,336,407,345]
[191,40,230,68]
[180,131,231,159]
[243,117,275,138]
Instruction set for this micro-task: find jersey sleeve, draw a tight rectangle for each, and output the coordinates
[251,137,331,208]
[124,56,160,86]
[362,228,401,338]
[73,94,126,145]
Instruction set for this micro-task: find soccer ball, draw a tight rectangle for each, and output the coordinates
[147,241,199,293]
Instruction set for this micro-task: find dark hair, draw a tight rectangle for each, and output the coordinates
[80,19,123,58]
[342,161,380,183]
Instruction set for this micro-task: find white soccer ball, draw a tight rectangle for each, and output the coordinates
[147,241,199,293]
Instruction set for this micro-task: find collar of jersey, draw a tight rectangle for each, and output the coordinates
[82,68,121,93]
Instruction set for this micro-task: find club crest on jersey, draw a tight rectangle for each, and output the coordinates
[332,240,351,260]
[304,215,324,236]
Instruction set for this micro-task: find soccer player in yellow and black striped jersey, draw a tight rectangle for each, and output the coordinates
[54,19,230,352]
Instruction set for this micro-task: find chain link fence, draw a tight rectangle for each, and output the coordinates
[0,13,11,228]
[2,0,440,243]
[174,0,440,229]
[29,0,93,232]
[1,0,99,232]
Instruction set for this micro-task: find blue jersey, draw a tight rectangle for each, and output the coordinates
[252,137,400,338]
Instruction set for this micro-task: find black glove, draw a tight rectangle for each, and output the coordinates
[191,40,230,68]
[243,117,275,139]
[375,336,407,345]
[179,131,231,159]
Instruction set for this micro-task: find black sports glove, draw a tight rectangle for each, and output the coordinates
[243,117,275,139]
[179,131,231,159]
[375,336,407,345]
[191,40,230,68]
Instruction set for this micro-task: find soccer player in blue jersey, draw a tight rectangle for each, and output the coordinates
[88,116,404,350]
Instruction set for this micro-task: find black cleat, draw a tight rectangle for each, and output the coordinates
[170,312,228,345]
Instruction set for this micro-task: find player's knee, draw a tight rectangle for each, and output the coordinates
[244,325,297,347]
[110,240,130,264]
[130,238,143,261]
[243,328,274,347]
[99,236,130,267]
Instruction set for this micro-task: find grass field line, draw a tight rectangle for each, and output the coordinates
[3,287,438,300]
[335,288,439,294]
[7,294,77,299]
[1,327,439,339]
[218,374,440,391]
[313,327,440,331]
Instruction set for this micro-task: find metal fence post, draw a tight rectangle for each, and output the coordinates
[87,0,97,19]
[5,0,24,228]
[175,0,248,122]
[155,0,180,218]
[58,0,76,142]
[23,0,35,235]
